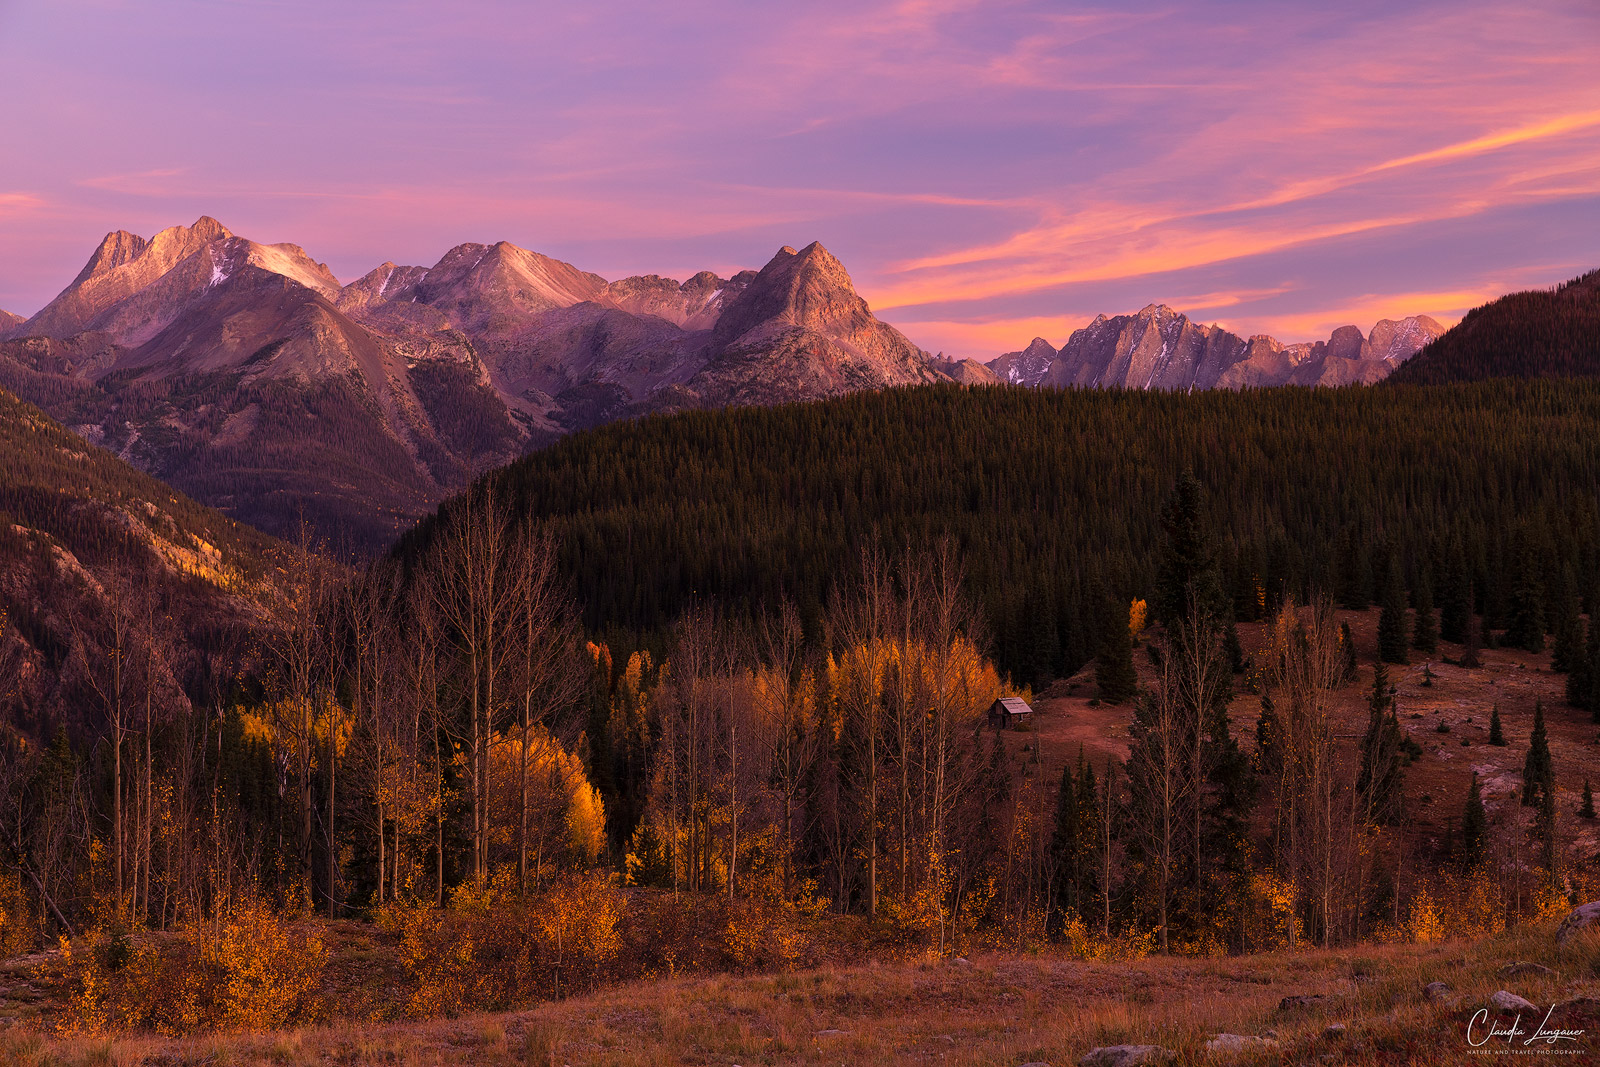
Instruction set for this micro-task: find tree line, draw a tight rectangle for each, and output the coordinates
[394,379,1600,692]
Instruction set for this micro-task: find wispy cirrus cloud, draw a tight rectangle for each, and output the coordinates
[0,0,1595,352]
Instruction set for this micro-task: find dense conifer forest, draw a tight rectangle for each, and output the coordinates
[1388,269,1600,384]
[402,379,1600,689]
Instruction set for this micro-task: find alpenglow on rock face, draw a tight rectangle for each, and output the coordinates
[0,220,937,546]
[988,304,1445,390]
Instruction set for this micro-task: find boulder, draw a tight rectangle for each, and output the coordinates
[1490,990,1538,1015]
[1555,901,1600,944]
[1205,1034,1279,1053]
[1079,1046,1173,1067]
[1497,962,1556,979]
[1423,981,1452,1002]
[1278,994,1327,1011]
[1324,1023,1347,1039]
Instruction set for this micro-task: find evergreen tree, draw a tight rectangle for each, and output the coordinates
[1074,753,1102,914]
[1506,534,1546,653]
[1337,528,1371,611]
[1153,471,1227,629]
[1369,661,1392,718]
[1489,704,1506,746]
[1339,621,1359,683]
[1460,772,1487,870]
[1357,665,1405,824]
[1566,616,1600,716]
[1049,762,1081,918]
[1567,617,1591,710]
[1582,779,1595,820]
[1378,556,1410,664]
[1439,535,1471,644]
[1522,701,1553,808]
[1223,621,1245,674]
[1460,611,1483,669]
[1094,592,1137,704]
[1411,572,1438,655]
[1550,572,1582,673]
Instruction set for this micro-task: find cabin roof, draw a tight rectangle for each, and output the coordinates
[993,697,1034,715]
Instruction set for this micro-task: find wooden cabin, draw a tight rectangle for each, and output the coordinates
[988,696,1035,730]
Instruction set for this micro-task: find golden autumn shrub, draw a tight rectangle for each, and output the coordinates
[56,895,326,1035]
[718,898,816,972]
[380,872,626,1016]
[0,870,40,957]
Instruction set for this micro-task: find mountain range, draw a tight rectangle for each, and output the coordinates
[0,217,1444,546]
[986,306,1445,389]
[0,219,938,545]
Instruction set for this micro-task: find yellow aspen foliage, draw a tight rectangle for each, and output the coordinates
[1129,598,1148,640]
[1408,888,1445,944]
[488,728,607,867]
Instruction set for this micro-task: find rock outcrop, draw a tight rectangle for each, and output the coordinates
[1555,901,1600,944]
[987,306,1444,390]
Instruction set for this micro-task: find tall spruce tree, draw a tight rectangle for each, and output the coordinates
[1522,701,1553,808]
[1378,555,1410,664]
[1574,617,1600,717]
[1094,592,1137,704]
[1439,535,1471,644]
[1153,471,1227,630]
[1339,621,1359,683]
[1489,704,1506,746]
[1550,570,1581,673]
[1337,528,1371,611]
[1412,573,1438,655]
[1074,753,1102,917]
[1582,779,1595,820]
[1460,772,1488,870]
[1357,665,1405,823]
[1506,534,1547,653]
[1049,762,1081,919]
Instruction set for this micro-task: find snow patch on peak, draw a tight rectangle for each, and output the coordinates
[207,246,230,289]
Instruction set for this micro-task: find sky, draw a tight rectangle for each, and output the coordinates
[1,0,1597,358]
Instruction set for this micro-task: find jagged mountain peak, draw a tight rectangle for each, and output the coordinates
[989,303,1444,390]
[398,240,608,334]
[20,216,242,340]
[990,336,1059,385]
[72,229,150,285]
[711,242,870,346]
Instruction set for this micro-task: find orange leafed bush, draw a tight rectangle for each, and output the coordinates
[379,871,625,1015]
[57,895,327,1035]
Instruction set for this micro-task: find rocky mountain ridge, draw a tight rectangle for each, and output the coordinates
[0,219,937,546]
[988,304,1446,390]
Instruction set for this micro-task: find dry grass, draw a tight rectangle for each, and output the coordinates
[6,923,1598,1066]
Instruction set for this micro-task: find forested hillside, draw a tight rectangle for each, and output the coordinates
[0,386,283,731]
[404,380,1600,688]
[1387,269,1600,384]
